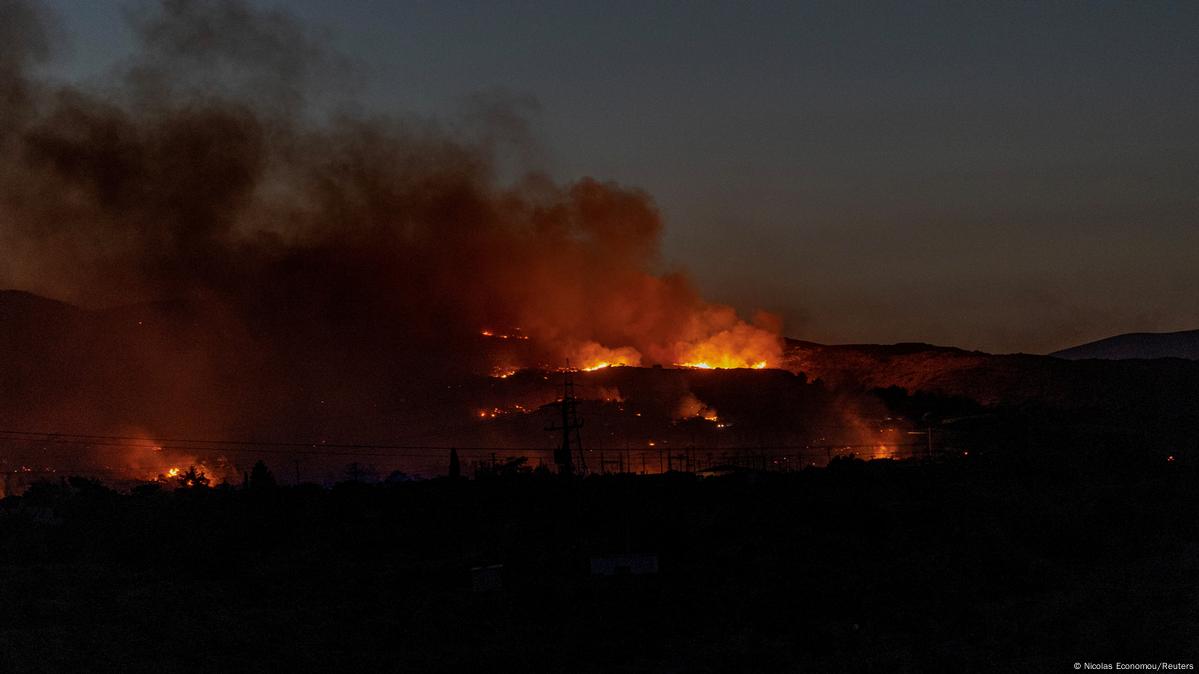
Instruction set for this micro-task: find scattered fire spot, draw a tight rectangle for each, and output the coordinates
[480,329,529,341]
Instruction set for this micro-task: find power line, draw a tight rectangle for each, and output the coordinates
[0,428,926,460]
[545,369,586,475]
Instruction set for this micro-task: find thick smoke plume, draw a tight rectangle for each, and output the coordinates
[1,0,780,385]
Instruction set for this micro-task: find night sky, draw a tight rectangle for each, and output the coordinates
[36,1,1199,353]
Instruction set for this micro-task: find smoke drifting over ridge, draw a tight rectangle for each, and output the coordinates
[0,0,781,374]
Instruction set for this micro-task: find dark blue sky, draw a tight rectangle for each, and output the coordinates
[41,1,1199,352]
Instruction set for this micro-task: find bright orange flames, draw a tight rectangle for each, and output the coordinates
[569,341,641,372]
[678,359,768,370]
[569,337,774,372]
[481,306,781,373]
[668,307,781,369]
[480,329,529,341]
[566,309,779,371]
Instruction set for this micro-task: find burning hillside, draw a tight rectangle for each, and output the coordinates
[0,0,787,484]
[6,1,1198,487]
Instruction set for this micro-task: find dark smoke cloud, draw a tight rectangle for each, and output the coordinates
[0,0,52,137]
[0,0,781,386]
[122,0,350,111]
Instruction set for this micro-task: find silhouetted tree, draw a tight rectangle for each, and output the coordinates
[344,462,378,483]
[249,460,276,490]
[448,448,461,479]
[131,482,162,498]
[384,470,412,484]
[67,476,112,497]
[177,466,210,489]
[22,480,67,505]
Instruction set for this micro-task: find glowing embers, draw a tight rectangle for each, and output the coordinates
[557,360,632,372]
[476,403,531,420]
[491,361,627,377]
[479,328,529,341]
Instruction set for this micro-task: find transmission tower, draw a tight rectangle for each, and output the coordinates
[546,366,586,476]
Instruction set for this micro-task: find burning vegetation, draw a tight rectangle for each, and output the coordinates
[0,0,783,477]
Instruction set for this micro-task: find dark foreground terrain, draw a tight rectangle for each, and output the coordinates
[1,450,1197,673]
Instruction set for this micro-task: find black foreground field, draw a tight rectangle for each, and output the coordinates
[1,453,1197,673]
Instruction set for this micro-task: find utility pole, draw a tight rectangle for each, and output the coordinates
[546,366,585,476]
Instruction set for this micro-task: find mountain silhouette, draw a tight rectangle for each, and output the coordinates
[1051,330,1199,361]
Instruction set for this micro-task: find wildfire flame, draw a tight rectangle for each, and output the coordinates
[568,341,641,372]
[672,312,781,369]
[480,329,529,341]
[678,360,768,370]
[569,307,780,372]
[479,302,781,375]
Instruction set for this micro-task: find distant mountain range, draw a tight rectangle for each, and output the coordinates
[781,338,1199,414]
[1051,330,1199,361]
